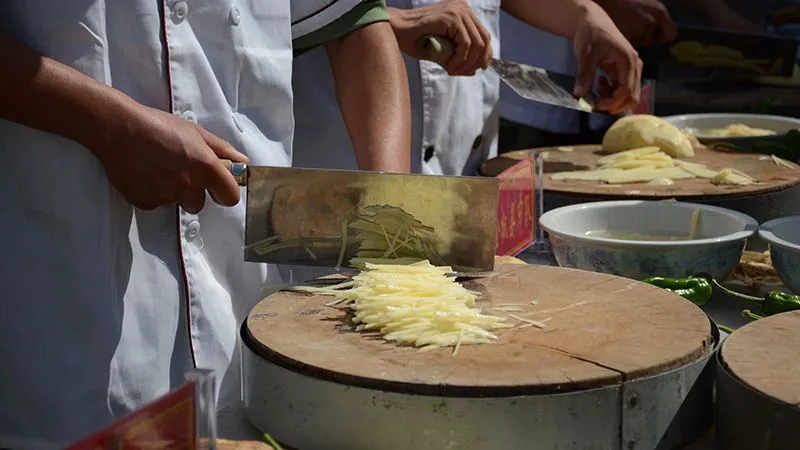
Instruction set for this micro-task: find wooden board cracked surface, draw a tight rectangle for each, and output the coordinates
[480,145,800,198]
[721,310,800,407]
[245,264,713,396]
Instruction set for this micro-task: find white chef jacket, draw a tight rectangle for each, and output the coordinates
[0,1,348,448]
[499,11,614,134]
[291,0,502,176]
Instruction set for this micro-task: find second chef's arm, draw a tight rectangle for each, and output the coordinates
[501,0,598,39]
[294,1,412,173]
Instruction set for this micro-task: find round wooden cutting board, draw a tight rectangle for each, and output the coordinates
[721,310,800,407]
[480,145,800,199]
[245,264,713,396]
[717,311,800,449]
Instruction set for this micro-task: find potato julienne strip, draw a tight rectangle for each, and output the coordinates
[508,314,550,329]
[493,306,524,312]
[294,260,512,353]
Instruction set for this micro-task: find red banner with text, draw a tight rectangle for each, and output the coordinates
[495,157,535,256]
[67,383,197,450]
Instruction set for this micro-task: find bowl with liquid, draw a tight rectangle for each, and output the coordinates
[660,113,800,147]
[539,200,758,281]
[758,216,800,293]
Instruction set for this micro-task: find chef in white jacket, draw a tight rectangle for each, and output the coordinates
[0,1,410,448]
[498,0,675,152]
[293,0,643,176]
[498,0,759,153]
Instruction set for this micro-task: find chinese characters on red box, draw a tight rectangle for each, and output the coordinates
[67,383,197,450]
[495,158,535,256]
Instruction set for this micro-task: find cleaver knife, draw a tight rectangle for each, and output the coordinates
[417,35,601,114]
[222,161,499,272]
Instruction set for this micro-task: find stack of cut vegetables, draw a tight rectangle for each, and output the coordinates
[549,114,775,186]
[552,146,757,186]
[295,260,516,356]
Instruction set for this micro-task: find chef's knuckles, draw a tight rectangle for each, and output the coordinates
[390,0,492,76]
[90,103,244,211]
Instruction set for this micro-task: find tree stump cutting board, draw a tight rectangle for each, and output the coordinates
[480,145,800,199]
[716,311,800,450]
[245,264,713,396]
[721,311,800,406]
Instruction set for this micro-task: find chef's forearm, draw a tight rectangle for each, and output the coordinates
[0,34,137,153]
[500,0,598,39]
[324,22,412,173]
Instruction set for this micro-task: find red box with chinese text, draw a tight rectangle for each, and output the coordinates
[67,383,197,450]
[495,157,535,256]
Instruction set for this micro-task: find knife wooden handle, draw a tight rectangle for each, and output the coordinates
[416,35,455,67]
[220,159,248,186]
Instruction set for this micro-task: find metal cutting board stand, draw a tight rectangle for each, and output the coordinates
[240,318,720,450]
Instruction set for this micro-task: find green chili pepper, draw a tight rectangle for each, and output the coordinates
[742,309,764,322]
[710,279,800,316]
[717,324,735,334]
[264,433,284,450]
[642,276,713,305]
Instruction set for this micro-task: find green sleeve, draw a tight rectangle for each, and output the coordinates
[293,0,390,55]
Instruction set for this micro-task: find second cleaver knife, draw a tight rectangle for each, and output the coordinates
[223,161,499,272]
[417,35,599,114]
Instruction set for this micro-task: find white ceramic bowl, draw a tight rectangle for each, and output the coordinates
[539,201,758,281]
[758,216,800,293]
[660,113,800,144]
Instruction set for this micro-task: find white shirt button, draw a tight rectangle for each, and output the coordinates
[185,221,200,241]
[181,110,198,123]
[171,1,188,24]
[229,6,241,26]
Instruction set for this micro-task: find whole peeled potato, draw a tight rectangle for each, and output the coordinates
[602,115,695,158]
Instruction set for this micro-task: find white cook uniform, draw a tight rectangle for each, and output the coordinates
[291,0,502,176]
[499,12,614,136]
[0,1,349,448]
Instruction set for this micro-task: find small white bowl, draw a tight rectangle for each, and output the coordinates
[540,200,758,280]
[758,216,800,293]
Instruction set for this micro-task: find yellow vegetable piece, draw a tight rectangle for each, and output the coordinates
[648,177,674,186]
[701,124,776,137]
[711,168,756,186]
[600,159,673,170]
[551,168,623,182]
[671,41,704,60]
[602,115,695,158]
[294,260,515,353]
[674,160,719,179]
[597,146,661,165]
[604,167,694,184]
[689,208,701,240]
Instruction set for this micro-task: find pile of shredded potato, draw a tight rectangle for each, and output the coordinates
[551,146,757,186]
[294,260,516,355]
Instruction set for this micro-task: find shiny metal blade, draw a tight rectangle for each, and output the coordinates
[242,167,499,272]
[490,59,597,113]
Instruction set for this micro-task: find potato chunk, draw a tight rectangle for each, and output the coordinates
[602,115,695,158]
